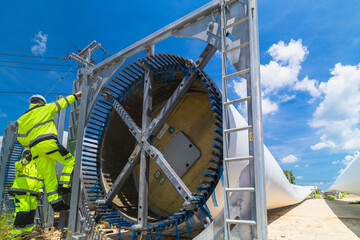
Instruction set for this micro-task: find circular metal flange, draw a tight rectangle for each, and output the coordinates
[80,53,224,238]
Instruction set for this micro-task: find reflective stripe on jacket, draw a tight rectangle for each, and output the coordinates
[17,95,76,148]
[9,159,43,196]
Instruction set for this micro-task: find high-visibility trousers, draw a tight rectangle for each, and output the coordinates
[11,194,38,236]
[31,139,75,206]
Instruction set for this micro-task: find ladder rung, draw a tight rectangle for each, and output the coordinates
[226,219,257,225]
[224,125,252,134]
[224,42,250,54]
[225,187,255,192]
[224,97,251,106]
[224,156,253,162]
[224,68,251,80]
[224,16,249,30]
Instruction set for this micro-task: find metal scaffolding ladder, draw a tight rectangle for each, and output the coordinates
[220,0,267,239]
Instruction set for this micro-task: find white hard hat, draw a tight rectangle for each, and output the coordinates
[29,94,47,105]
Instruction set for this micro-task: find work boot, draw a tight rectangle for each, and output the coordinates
[58,186,71,195]
[51,201,70,212]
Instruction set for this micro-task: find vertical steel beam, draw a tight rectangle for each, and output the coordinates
[68,71,89,235]
[0,121,17,214]
[51,95,67,228]
[220,1,231,239]
[0,124,10,214]
[137,45,155,234]
[248,0,267,239]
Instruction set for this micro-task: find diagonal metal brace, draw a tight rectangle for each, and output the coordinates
[120,44,217,177]
[103,99,211,226]
[112,99,142,140]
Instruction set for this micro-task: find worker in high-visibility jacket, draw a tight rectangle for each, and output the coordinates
[16,92,81,211]
[9,149,44,238]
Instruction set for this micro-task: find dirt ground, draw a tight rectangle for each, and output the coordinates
[267,195,360,240]
[31,195,360,239]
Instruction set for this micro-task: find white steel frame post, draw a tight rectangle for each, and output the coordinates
[248,0,268,238]
[221,0,267,239]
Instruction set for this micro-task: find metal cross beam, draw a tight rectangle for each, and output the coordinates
[100,44,217,207]
[137,45,155,231]
[111,99,194,198]
[112,99,211,227]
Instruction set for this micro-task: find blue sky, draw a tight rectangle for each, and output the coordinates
[0,0,359,189]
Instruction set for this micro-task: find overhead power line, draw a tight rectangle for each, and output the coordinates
[0,91,71,95]
[0,60,76,67]
[0,53,66,60]
[0,64,78,73]
[44,65,77,97]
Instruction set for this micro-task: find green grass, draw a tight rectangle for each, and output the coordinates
[349,200,360,204]
[326,195,336,201]
[0,211,17,240]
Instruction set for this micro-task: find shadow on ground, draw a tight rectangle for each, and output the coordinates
[325,199,360,238]
[267,200,303,224]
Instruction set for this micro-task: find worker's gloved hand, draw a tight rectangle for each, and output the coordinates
[21,158,29,165]
[75,91,82,99]
[38,191,44,200]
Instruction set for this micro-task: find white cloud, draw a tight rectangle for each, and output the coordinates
[294,76,321,98]
[314,181,324,186]
[310,63,360,152]
[232,79,247,99]
[332,152,358,165]
[296,176,303,179]
[305,164,309,167]
[267,39,308,66]
[278,94,296,103]
[31,31,48,56]
[261,39,309,94]
[342,155,354,165]
[0,109,7,117]
[310,134,336,150]
[280,154,298,163]
[231,39,322,117]
[262,98,278,115]
[231,78,248,115]
[294,164,299,168]
[231,79,279,116]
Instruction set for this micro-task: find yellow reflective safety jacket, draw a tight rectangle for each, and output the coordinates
[17,95,77,148]
[9,159,43,197]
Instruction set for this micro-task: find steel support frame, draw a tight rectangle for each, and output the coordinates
[0,121,18,214]
[248,0,268,239]
[67,0,266,238]
[68,55,124,236]
[137,45,155,232]
[101,44,217,207]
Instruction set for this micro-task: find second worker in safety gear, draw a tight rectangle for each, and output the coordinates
[16,92,81,211]
[9,149,44,238]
